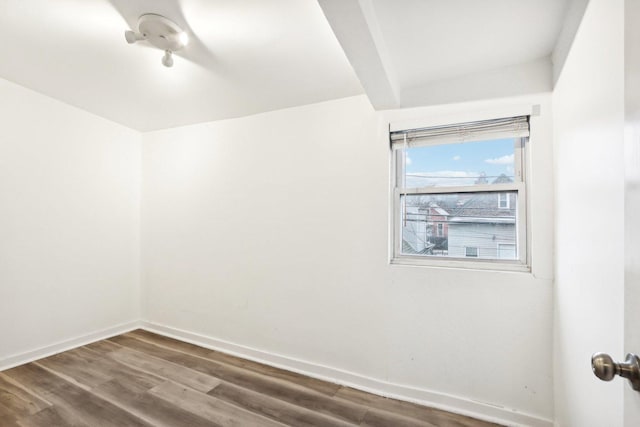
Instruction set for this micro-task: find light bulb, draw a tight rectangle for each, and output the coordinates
[162,50,174,67]
[178,32,189,47]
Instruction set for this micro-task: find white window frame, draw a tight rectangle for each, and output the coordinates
[390,117,530,272]
[437,223,444,237]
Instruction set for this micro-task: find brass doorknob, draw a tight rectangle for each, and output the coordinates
[592,352,640,391]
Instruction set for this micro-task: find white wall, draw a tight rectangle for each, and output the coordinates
[142,93,554,425]
[0,78,141,366]
[625,109,640,426]
[625,0,640,424]
[553,0,626,425]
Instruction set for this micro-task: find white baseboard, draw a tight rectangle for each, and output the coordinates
[0,320,141,371]
[141,321,553,427]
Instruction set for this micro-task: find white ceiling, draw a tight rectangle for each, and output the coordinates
[319,0,576,109]
[0,0,363,131]
[1,0,584,131]
[374,0,567,89]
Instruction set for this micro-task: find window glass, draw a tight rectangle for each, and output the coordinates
[400,192,518,260]
[402,139,516,188]
[498,193,509,208]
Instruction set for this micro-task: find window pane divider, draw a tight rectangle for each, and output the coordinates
[396,182,523,195]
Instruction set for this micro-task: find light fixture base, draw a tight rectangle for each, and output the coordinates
[137,13,187,52]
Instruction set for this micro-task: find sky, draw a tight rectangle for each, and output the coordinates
[404,138,515,187]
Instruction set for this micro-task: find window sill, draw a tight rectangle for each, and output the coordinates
[390,256,531,273]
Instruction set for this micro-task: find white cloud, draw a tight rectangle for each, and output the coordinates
[405,156,412,165]
[452,155,461,161]
[485,154,514,165]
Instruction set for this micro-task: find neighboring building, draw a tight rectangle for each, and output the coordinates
[401,174,518,259]
[447,192,517,259]
[402,202,449,255]
[423,203,449,254]
[402,205,435,254]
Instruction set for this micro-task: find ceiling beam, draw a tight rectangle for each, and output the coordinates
[318,0,400,109]
[552,0,590,84]
[400,57,553,108]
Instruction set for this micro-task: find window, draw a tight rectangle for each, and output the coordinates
[391,116,529,269]
[498,193,509,209]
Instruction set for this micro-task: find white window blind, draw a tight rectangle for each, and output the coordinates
[390,116,530,148]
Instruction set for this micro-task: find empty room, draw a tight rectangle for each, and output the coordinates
[1,0,639,426]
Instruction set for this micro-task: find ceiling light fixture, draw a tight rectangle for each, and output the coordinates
[125,14,188,68]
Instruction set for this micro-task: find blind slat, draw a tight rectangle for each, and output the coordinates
[390,116,529,148]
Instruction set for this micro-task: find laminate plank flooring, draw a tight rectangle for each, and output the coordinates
[128,330,341,397]
[0,373,51,417]
[3,364,152,427]
[208,382,354,427]
[108,348,221,393]
[0,330,503,426]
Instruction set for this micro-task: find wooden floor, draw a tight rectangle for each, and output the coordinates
[0,330,501,427]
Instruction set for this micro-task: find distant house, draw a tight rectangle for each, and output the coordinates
[423,203,449,254]
[402,202,449,255]
[402,205,435,254]
[401,174,518,259]
[447,192,517,259]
